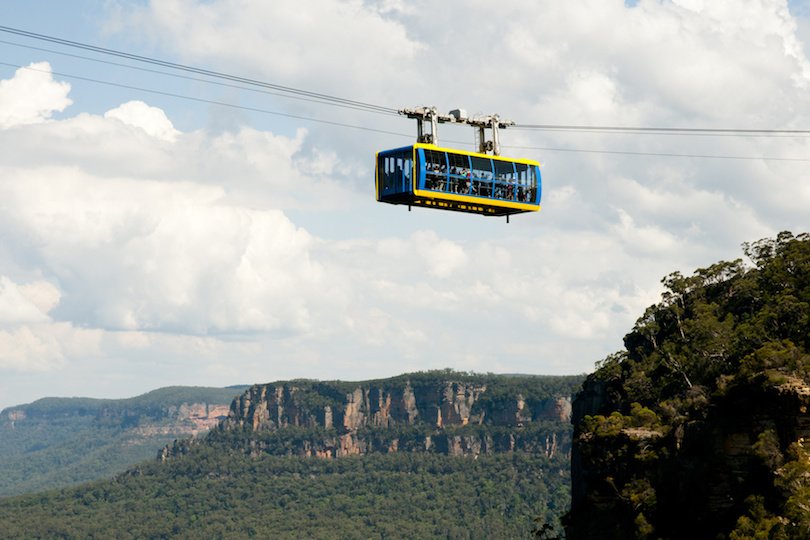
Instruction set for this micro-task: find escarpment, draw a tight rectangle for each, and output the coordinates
[162,372,581,461]
[566,232,810,540]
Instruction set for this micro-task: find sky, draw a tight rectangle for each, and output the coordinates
[0,0,808,409]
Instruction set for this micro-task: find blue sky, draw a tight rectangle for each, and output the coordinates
[0,0,809,409]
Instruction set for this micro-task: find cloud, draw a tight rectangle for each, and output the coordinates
[0,277,55,325]
[1,165,324,335]
[115,0,422,99]
[0,62,71,129]
[0,322,103,373]
[3,0,810,409]
[104,100,180,142]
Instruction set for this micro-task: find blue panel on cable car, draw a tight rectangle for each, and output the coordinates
[375,143,541,217]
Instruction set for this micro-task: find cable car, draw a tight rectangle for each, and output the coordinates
[375,107,541,218]
[376,142,541,217]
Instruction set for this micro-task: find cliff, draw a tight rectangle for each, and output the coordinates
[566,232,810,539]
[0,385,247,496]
[162,372,581,461]
[0,372,582,539]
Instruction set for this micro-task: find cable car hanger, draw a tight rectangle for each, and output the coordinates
[398,106,515,156]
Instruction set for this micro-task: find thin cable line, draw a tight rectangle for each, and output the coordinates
[2,62,806,162]
[513,124,810,136]
[0,39,397,117]
[503,145,810,162]
[0,62,410,138]
[0,25,398,115]
[2,25,808,137]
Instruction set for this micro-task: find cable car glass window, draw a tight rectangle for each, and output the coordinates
[424,149,446,191]
[470,156,493,197]
[447,152,469,193]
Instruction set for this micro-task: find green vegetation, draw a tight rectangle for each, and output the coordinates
[0,371,581,538]
[0,450,569,539]
[566,232,810,539]
[0,386,247,496]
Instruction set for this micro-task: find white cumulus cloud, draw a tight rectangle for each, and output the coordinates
[105,100,180,142]
[0,62,71,129]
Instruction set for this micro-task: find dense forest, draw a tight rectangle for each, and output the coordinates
[0,386,247,496]
[0,450,569,538]
[566,232,810,539]
[0,372,581,538]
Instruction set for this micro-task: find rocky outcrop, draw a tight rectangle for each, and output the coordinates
[226,381,485,431]
[225,380,572,432]
[163,374,581,461]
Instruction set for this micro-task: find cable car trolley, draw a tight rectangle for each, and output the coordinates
[375,106,541,220]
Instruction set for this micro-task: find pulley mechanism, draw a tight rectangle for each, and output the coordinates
[399,106,515,156]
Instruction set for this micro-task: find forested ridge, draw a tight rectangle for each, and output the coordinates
[566,232,810,539]
[0,450,570,539]
[0,371,581,538]
[0,386,247,496]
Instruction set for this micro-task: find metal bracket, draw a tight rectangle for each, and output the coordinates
[399,106,456,146]
[468,114,515,156]
[400,106,514,156]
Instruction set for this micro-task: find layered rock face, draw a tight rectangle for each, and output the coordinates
[3,400,232,436]
[226,381,571,431]
[166,375,579,461]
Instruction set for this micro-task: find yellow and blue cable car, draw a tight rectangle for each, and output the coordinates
[375,142,541,217]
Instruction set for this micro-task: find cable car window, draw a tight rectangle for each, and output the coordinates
[493,160,514,200]
[513,163,528,201]
[403,156,412,190]
[383,156,395,192]
[424,149,446,191]
[527,167,537,202]
[525,166,536,202]
[515,163,528,185]
[396,157,403,191]
[493,160,515,180]
[447,152,469,194]
[470,156,493,197]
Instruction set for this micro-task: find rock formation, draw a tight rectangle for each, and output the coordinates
[162,373,580,461]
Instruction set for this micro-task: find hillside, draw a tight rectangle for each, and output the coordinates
[565,232,810,539]
[0,386,247,496]
[0,371,582,538]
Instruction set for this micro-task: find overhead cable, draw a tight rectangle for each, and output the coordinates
[2,25,808,137]
[0,39,395,116]
[502,144,810,162]
[4,61,806,162]
[0,61,409,138]
[513,124,810,137]
[0,25,398,116]
[2,27,809,162]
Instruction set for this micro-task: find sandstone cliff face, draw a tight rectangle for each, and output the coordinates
[168,376,578,461]
[226,380,571,432]
[3,399,234,438]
